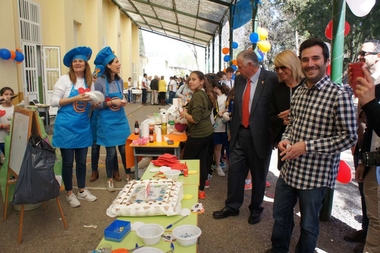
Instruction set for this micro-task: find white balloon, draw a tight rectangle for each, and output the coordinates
[347,0,375,17]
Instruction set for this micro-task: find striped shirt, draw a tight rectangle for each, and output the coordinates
[281,75,358,189]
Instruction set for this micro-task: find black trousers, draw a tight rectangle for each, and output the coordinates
[182,133,214,191]
[226,127,271,211]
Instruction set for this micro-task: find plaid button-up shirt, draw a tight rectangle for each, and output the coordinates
[281,75,358,189]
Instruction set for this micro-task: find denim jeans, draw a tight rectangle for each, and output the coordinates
[60,148,88,191]
[91,142,100,172]
[271,177,327,253]
[105,145,129,179]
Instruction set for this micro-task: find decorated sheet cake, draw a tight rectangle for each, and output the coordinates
[107,179,183,217]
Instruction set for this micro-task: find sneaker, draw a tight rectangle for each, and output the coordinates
[207,174,212,180]
[266,181,271,188]
[220,161,226,169]
[107,180,115,192]
[205,180,210,189]
[215,167,225,177]
[78,189,97,202]
[198,191,206,200]
[66,193,80,208]
[244,182,252,191]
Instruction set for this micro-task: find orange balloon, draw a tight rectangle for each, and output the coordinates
[9,50,16,60]
[232,59,237,66]
[223,68,226,72]
[222,47,229,55]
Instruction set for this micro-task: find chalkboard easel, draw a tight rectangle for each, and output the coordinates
[3,107,67,243]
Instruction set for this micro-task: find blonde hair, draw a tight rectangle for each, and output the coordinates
[274,50,304,83]
[68,61,93,88]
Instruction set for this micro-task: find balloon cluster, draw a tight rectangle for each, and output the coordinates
[0,48,25,64]
[222,42,239,71]
[249,27,271,62]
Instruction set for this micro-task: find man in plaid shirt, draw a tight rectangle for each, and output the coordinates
[267,38,358,253]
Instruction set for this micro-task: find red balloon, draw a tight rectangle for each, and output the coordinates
[337,160,352,184]
[325,20,351,40]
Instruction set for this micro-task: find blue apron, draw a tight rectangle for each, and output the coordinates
[52,84,92,148]
[97,79,130,147]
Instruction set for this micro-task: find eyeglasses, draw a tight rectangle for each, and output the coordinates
[274,66,288,72]
[358,51,379,57]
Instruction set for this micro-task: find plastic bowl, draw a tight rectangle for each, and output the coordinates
[164,170,181,181]
[136,223,164,246]
[134,247,164,253]
[172,225,202,247]
[175,123,187,132]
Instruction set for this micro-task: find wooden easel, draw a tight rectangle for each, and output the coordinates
[3,107,67,243]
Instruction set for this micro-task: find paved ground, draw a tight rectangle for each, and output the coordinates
[0,103,363,253]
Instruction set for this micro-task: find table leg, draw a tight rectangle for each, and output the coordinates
[134,156,139,180]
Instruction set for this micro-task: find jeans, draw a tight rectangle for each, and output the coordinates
[0,143,4,156]
[271,177,327,253]
[105,145,129,179]
[60,148,88,191]
[142,89,147,103]
[91,142,100,172]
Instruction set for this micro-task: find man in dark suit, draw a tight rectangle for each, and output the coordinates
[213,50,278,224]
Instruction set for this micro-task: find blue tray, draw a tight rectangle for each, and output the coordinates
[104,220,131,242]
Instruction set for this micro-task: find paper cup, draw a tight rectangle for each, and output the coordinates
[350,62,364,95]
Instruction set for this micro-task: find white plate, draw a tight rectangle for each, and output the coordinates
[149,168,159,173]
[92,90,105,102]
[159,166,171,173]
[85,92,99,104]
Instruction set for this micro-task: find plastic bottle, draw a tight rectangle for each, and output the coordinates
[149,129,154,143]
[134,120,139,135]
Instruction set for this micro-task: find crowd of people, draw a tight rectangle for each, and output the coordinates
[41,37,380,252]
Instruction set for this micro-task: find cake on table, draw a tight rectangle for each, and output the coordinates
[107,179,183,217]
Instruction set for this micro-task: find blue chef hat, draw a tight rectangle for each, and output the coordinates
[63,46,92,67]
[94,46,116,67]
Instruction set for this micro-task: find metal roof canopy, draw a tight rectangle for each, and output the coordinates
[112,0,234,48]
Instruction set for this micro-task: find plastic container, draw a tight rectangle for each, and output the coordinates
[136,223,164,246]
[164,170,181,181]
[104,220,131,242]
[172,225,202,247]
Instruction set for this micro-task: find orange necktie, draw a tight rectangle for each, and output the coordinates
[242,79,251,128]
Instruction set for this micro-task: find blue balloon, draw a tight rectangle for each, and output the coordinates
[223,55,231,62]
[232,42,238,49]
[0,48,11,60]
[15,51,24,62]
[231,65,237,71]
[232,74,236,80]
[256,51,263,62]
[249,32,259,43]
[258,50,264,59]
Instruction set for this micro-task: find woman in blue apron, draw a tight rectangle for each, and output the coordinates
[94,47,131,192]
[50,46,97,208]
